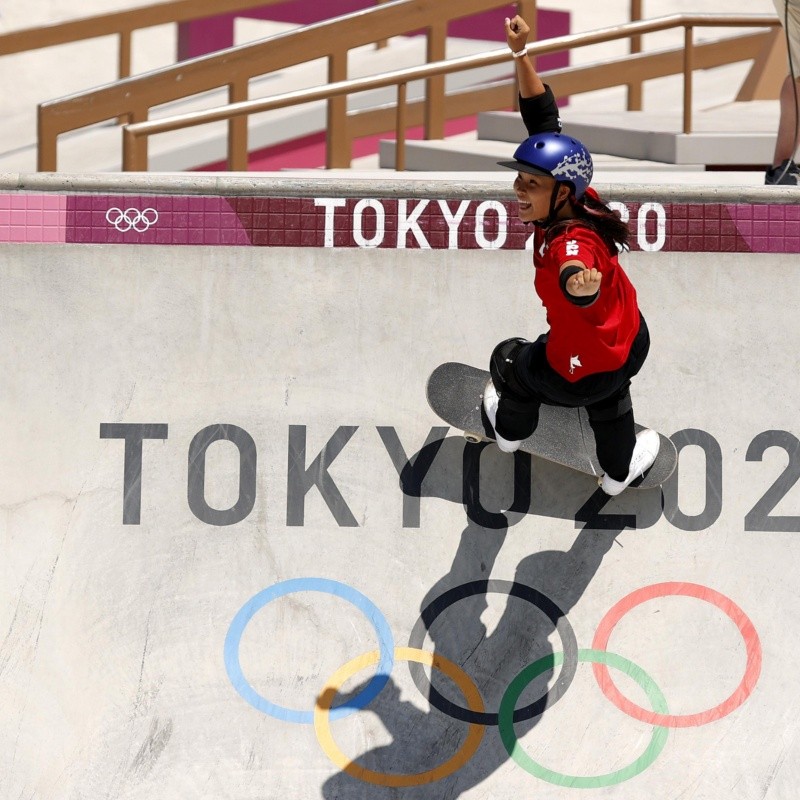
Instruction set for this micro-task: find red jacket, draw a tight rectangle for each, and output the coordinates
[534,224,640,382]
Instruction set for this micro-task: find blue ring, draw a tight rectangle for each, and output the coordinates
[224,578,395,724]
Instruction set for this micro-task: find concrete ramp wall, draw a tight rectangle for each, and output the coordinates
[1,175,798,799]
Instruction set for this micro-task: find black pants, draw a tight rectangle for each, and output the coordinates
[489,314,650,481]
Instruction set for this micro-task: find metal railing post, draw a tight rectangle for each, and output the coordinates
[516,0,536,30]
[122,127,139,171]
[228,80,249,171]
[683,25,694,133]
[396,82,407,171]
[118,29,132,80]
[628,0,643,110]
[123,108,149,170]
[515,0,537,111]
[326,51,350,168]
[36,111,58,172]
[425,22,446,139]
[115,31,134,124]
[376,0,389,49]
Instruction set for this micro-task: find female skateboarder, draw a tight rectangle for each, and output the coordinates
[485,15,659,495]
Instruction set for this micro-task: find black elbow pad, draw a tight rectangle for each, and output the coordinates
[519,84,562,135]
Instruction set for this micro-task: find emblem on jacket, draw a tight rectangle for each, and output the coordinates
[569,355,582,374]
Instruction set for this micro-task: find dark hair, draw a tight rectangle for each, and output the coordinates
[545,188,630,254]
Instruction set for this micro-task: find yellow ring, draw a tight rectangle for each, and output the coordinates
[313,646,485,787]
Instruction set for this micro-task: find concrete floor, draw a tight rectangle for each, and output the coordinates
[1,173,798,799]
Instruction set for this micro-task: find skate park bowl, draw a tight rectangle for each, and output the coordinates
[1,171,797,798]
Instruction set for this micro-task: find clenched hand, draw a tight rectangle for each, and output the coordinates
[566,267,602,296]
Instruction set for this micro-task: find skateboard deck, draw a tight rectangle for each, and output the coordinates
[426,361,677,490]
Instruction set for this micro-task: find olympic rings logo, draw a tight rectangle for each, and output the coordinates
[224,578,761,789]
[105,207,159,233]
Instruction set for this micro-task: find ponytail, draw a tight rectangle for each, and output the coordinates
[545,186,630,255]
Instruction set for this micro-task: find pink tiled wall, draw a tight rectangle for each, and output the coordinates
[1,192,799,253]
[0,194,67,243]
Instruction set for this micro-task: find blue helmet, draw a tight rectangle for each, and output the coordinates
[498,132,593,199]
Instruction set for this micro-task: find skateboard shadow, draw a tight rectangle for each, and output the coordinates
[401,433,665,530]
[320,435,652,799]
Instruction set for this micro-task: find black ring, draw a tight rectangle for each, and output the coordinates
[407,579,578,725]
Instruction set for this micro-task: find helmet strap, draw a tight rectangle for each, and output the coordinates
[533,181,570,228]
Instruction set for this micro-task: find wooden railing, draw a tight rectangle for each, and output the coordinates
[117,14,781,172]
[36,0,537,171]
[0,0,648,91]
[625,1,784,108]
[0,0,310,82]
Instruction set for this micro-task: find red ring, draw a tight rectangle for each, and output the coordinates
[591,582,761,728]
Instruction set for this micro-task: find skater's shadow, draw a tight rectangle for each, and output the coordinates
[320,436,644,799]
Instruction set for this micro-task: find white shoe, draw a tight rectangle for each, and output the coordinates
[482,380,522,453]
[599,429,660,496]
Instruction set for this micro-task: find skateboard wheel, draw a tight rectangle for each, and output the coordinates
[464,432,484,444]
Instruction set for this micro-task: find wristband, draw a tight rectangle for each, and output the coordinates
[512,48,528,59]
[559,265,599,306]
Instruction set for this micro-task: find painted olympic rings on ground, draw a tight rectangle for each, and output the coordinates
[591,582,762,728]
[224,578,394,723]
[407,580,578,725]
[499,649,669,788]
[314,647,485,787]
[105,207,159,232]
[225,578,761,788]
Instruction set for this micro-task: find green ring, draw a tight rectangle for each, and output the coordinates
[498,649,669,788]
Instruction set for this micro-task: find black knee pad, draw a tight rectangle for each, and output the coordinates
[489,337,529,395]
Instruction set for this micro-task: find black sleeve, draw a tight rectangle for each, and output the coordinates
[519,84,562,136]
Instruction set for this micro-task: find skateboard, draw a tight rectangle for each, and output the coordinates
[426,362,677,490]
